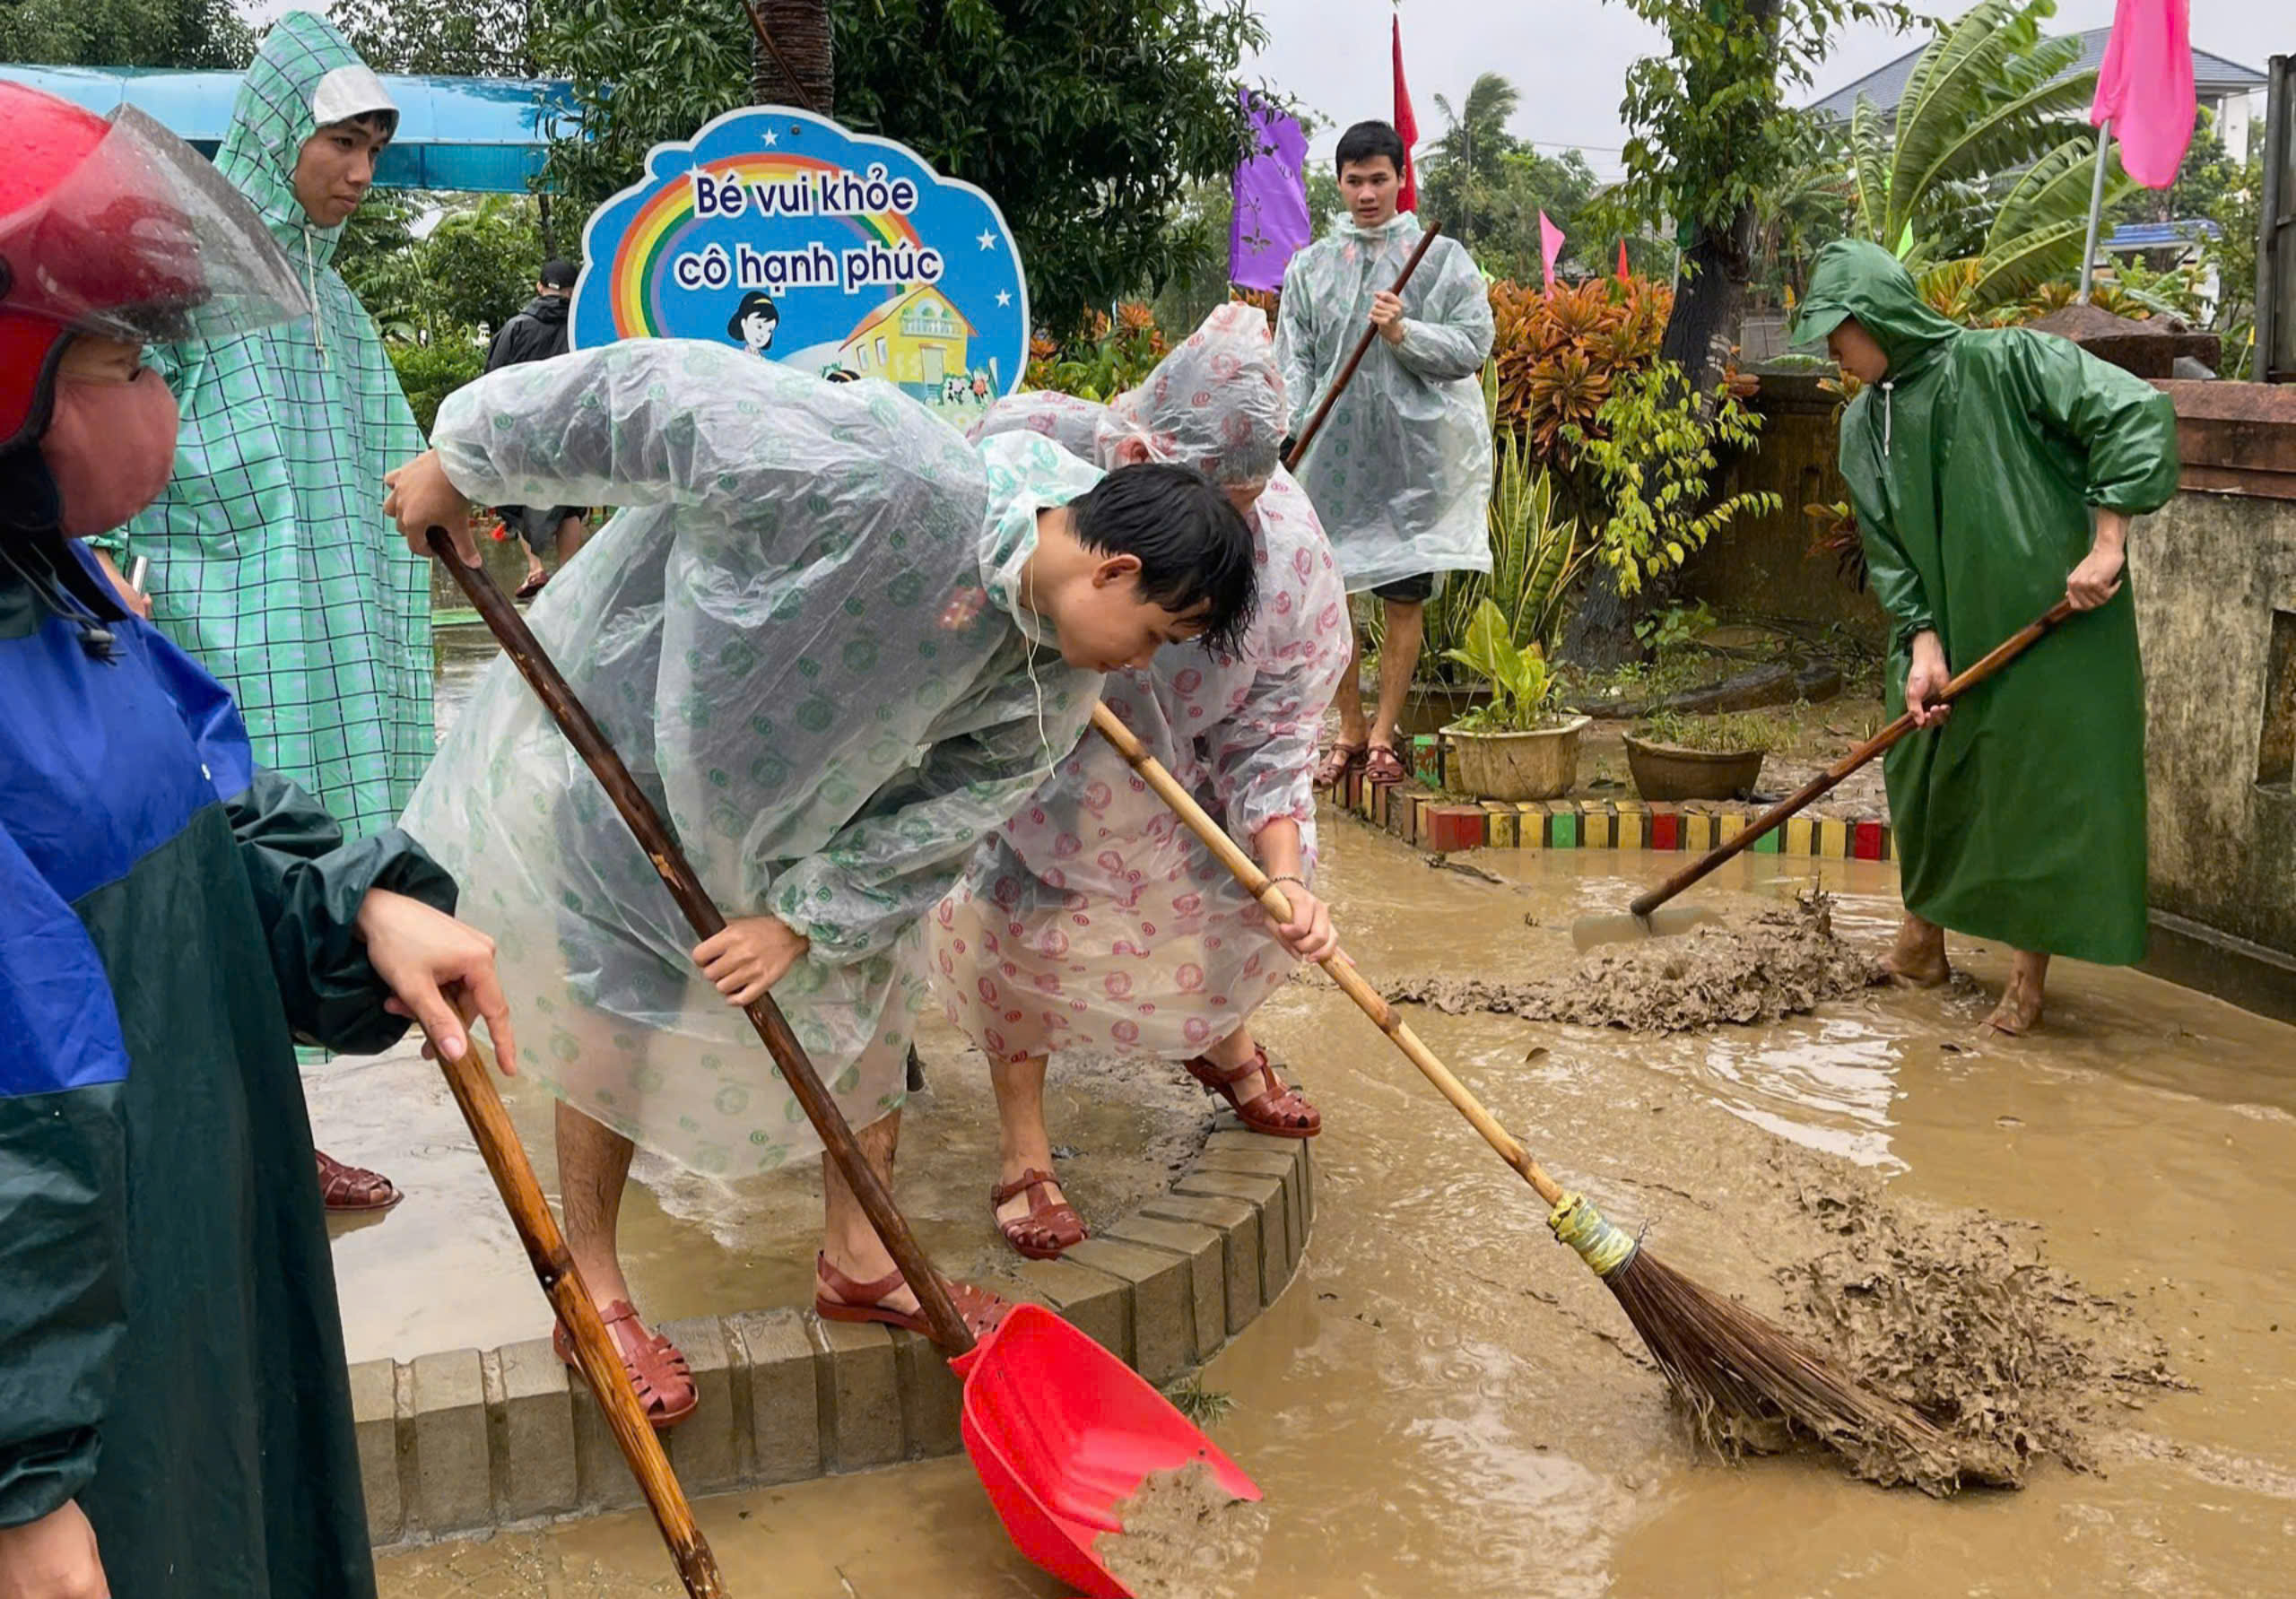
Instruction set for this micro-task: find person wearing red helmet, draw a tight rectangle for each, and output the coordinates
[0,88,516,1599]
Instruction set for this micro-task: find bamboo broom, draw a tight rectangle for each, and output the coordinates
[1089,703,1951,1469]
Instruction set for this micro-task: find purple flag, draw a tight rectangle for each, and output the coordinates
[1231,91,1311,291]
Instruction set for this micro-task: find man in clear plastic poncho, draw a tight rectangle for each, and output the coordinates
[107,11,430,1213]
[1790,239,2179,1036]
[387,339,1257,1425]
[1277,118,1493,790]
[931,304,1350,1258]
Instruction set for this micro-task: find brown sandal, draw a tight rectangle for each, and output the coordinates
[991,1168,1088,1260]
[814,1254,1013,1341]
[1315,741,1366,786]
[316,1150,401,1212]
[1184,1046,1322,1138]
[552,1300,698,1430]
[1362,743,1408,785]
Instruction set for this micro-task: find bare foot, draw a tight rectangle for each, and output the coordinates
[1979,952,2048,1037]
[1883,915,1950,988]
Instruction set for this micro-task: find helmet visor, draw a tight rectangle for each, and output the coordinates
[0,105,310,345]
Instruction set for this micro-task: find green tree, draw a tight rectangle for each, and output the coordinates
[1420,73,1522,254]
[1843,0,2128,312]
[539,0,1267,335]
[1597,0,1911,391]
[2109,117,2236,230]
[0,0,249,66]
[333,0,551,75]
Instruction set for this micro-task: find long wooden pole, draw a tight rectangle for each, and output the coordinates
[1281,222,1444,474]
[1623,598,2075,919]
[1088,703,1566,1207]
[434,1042,727,1597]
[427,531,978,1361]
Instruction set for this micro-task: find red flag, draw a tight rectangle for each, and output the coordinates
[1617,239,1631,282]
[1392,13,1419,212]
[2090,0,2196,188]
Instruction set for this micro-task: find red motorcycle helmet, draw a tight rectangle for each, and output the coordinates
[0,84,308,448]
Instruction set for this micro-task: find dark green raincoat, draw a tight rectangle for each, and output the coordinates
[1,542,445,1595]
[1793,240,2179,963]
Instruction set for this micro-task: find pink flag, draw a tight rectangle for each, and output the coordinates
[2090,0,2196,189]
[1539,211,1565,293]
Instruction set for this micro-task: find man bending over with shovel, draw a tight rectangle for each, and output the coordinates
[934,303,1349,1258]
[1790,239,2179,1036]
[387,340,1257,1426]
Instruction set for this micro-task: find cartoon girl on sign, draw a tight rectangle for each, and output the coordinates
[726,291,778,358]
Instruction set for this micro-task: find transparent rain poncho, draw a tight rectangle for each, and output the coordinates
[932,305,1351,1065]
[401,340,1102,1176]
[1274,213,1495,593]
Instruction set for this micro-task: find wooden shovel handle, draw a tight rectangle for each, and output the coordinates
[1281,222,1445,474]
[434,1042,727,1597]
[1627,598,2077,918]
[427,531,978,1360]
[1088,703,1567,1208]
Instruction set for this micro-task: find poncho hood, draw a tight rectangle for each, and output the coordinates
[1790,239,1963,382]
[977,430,1103,647]
[214,12,396,274]
[1106,303,1290,487]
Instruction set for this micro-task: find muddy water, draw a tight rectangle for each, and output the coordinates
[380,654,2296,1595]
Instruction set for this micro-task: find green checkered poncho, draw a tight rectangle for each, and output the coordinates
[119,12,430,842]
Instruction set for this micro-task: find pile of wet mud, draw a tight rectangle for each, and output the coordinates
[1756,1153,2185,1495]
[1385,893,1884,1033]
[1095,1462,1260,1598]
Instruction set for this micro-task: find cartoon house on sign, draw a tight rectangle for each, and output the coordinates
[839,286,975,396]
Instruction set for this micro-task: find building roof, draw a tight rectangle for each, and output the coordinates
[1809,28,2266,122]
[0,62,575,192]
[844,284,977,345]
[2101,218,2223,250]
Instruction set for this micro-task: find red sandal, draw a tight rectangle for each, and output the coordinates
[553,1300,698,1430]
[1361,743,1408,785]
[814,1254,1013,1341]
[316,1149,401,1212]
[991,1168,1088,1260]
[1183,1046,1321,1138]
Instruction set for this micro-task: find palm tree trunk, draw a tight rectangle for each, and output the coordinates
[751,0,833,115]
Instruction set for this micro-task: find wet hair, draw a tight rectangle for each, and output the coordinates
[539,257,578,289]
[1068,463,1257,654]
[726,291,778,340]
[1335,120,1405,178]
[323,109,398,141]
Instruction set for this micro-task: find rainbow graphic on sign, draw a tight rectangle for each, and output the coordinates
[572,107,1029,423]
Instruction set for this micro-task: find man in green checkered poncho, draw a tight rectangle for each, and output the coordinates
[104,13,428,1211]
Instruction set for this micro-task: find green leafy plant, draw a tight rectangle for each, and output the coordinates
[1161,1377,1234,1427]
[1444,599,1565,733]
[1635,600,1716,653]
[388,338,488,434]
[1632,708,1788,752]
[1566,361,1779,597]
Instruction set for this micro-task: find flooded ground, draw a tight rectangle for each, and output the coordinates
[379,637,2295,1595]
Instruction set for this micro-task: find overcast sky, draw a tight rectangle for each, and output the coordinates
[1244,0,2287,177]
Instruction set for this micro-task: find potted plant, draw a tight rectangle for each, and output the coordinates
[1624,709,1776,802]
[1439,599,1589,802]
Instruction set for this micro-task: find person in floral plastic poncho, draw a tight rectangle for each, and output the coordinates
[933,304,1350,1258]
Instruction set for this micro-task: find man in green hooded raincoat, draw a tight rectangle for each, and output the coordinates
[1790,239,2179,1035]
[105,11,430,1208]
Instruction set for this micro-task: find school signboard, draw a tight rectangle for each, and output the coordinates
[571,106,1030,422]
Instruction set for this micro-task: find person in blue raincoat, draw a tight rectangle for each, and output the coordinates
[0,85,515,1599]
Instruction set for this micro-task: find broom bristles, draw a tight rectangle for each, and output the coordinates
[1548,1189,1952,1475]
[1605,1246,1952,1467]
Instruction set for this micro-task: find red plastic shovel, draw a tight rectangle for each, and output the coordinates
[427,532,1257,1597]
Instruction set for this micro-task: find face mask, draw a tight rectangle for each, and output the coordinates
[39,367,179,538]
